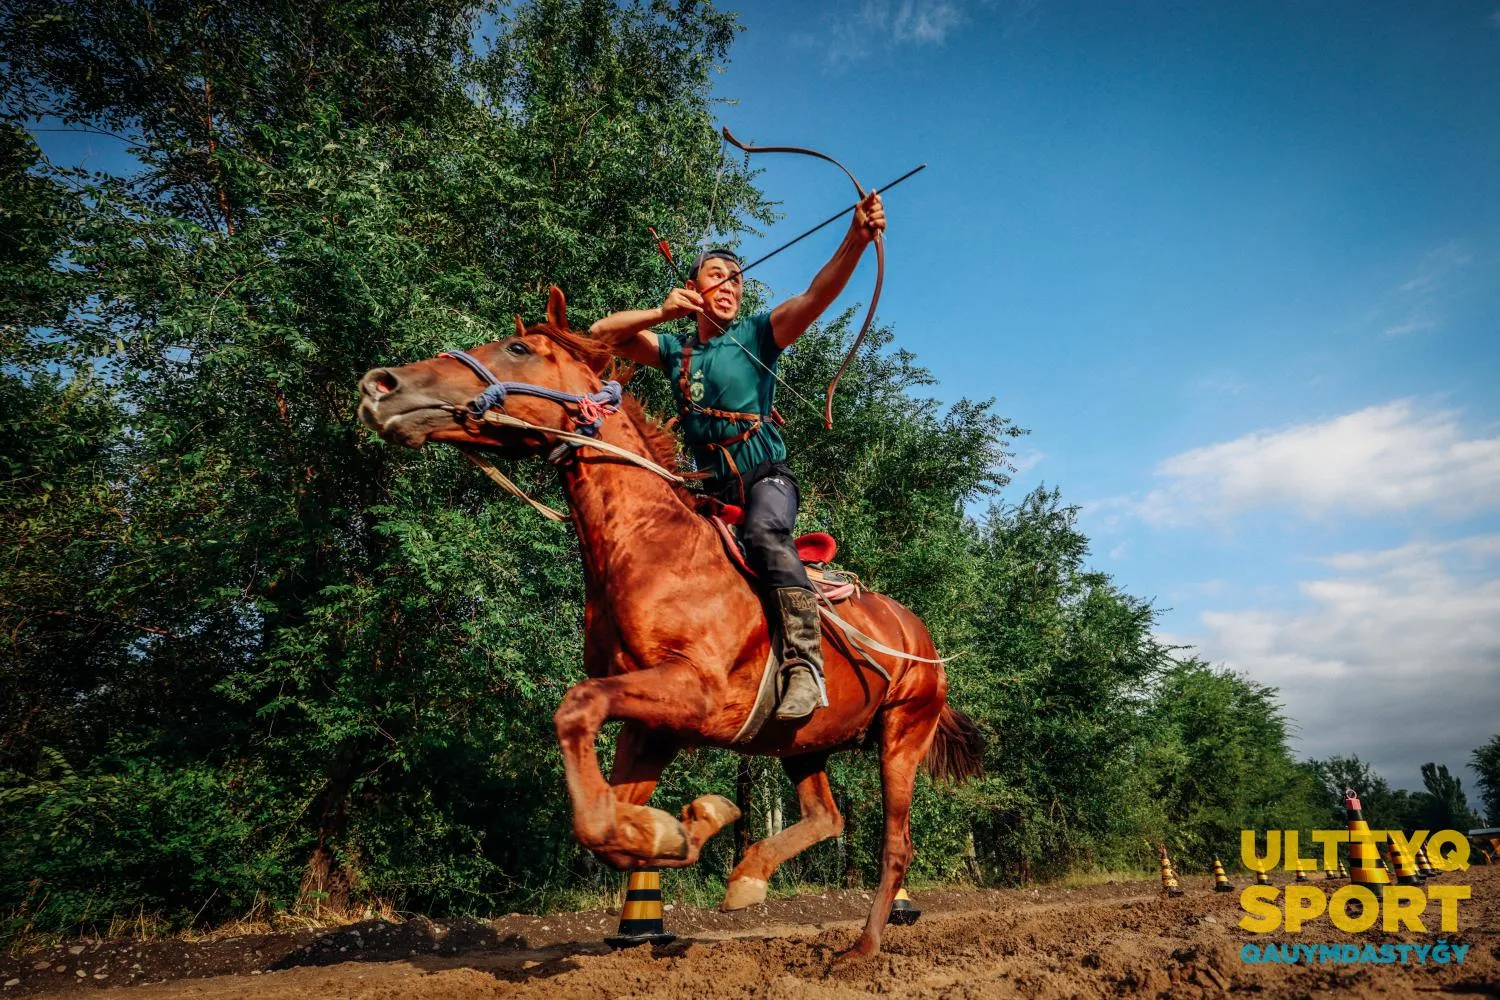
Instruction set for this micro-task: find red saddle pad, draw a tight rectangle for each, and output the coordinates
[718,505,838,565]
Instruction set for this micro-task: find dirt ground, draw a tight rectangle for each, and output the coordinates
[4,867,1496,999]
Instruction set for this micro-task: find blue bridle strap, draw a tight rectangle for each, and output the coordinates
[439,350,622,437]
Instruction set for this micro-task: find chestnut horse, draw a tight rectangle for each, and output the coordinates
[357,287,982,958]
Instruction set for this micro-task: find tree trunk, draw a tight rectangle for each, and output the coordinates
[297,746,364,918]
[762,768,783,840]
[733,756,753,865]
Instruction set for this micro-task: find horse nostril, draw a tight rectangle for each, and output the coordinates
[363,369,400,397]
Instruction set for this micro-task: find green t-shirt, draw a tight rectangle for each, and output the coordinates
[657,312,787,488]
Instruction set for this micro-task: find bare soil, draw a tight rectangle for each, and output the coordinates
[4,867,1496,998]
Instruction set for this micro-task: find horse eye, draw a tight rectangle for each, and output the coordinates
[507,341,530,356]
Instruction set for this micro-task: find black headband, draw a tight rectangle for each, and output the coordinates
[688,249,742,281]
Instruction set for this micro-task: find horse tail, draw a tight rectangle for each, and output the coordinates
[924,703,985,783]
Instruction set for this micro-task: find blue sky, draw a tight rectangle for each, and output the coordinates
[710,1,1500,795]
[30,2,1498,799]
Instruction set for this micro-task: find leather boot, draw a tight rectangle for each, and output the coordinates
[773,586,827,720]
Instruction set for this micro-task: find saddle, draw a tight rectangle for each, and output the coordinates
[700,500,860,604]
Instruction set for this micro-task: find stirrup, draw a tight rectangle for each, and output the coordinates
[774,663,828,720]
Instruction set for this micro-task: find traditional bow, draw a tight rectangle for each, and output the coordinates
[721,127,885,431]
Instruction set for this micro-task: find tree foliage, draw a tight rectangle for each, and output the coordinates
[1473,734,1500,827]
[0,0,1365,936]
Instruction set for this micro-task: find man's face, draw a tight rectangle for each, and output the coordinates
[695,257,743,327]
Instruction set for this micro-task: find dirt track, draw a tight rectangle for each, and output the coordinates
[6,867,1496,998]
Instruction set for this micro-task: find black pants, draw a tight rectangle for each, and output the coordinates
[718,462,813,592]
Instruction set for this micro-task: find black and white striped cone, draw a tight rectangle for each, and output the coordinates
[889,888,921,925]
[605,868,676,948]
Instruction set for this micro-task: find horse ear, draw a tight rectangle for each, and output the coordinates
[546,285,568,330]
[514,313,526,339]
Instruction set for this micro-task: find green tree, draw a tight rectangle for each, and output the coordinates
[1,0,766,931]
[1411,762,1481,833]
[1307,755,1418,832]
[1147,660,1323,866]
[1471,735,1500,826]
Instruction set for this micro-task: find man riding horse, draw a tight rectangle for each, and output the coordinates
[589,191,886,721]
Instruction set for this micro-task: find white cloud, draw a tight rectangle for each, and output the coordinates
[1124,400,1500,526]
[1381,317,1438,339]
[1010,449,1046,474]
[892,0,963,43]
[1396,242,1472,295]
[815,0,965,69]
[1166,535,1500,790]
[1347,241,1473,340]
[1189,373,1250,397]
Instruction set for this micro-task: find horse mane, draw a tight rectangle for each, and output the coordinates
[527,322,695,506]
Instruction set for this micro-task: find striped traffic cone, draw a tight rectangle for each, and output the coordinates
[1386,842,1420,887]
[1338,861,1349,879]
[1294,866,1310,883]
[605,868,676,948]
[1211,858,1233,892]
[1324,863,1339,880]
[1256,868,1271,886]
[1416,846,1440,879]
[889,888,921,925]
[1158,845,1184,897]
[1343,789,1388,902]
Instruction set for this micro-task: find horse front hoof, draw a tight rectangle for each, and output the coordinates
[616,804,690,861]
[721,876,768,911]
[683,794,739,834]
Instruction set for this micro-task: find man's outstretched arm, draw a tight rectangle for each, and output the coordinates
[769,191,885,349]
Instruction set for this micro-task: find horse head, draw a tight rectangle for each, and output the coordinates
[358,286,613,454]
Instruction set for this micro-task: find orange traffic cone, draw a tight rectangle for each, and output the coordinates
[605,868,675,948]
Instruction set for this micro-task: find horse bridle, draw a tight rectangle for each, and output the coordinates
[438,349,622,437]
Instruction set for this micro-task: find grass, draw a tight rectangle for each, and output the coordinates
[1053,868,1158,889]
